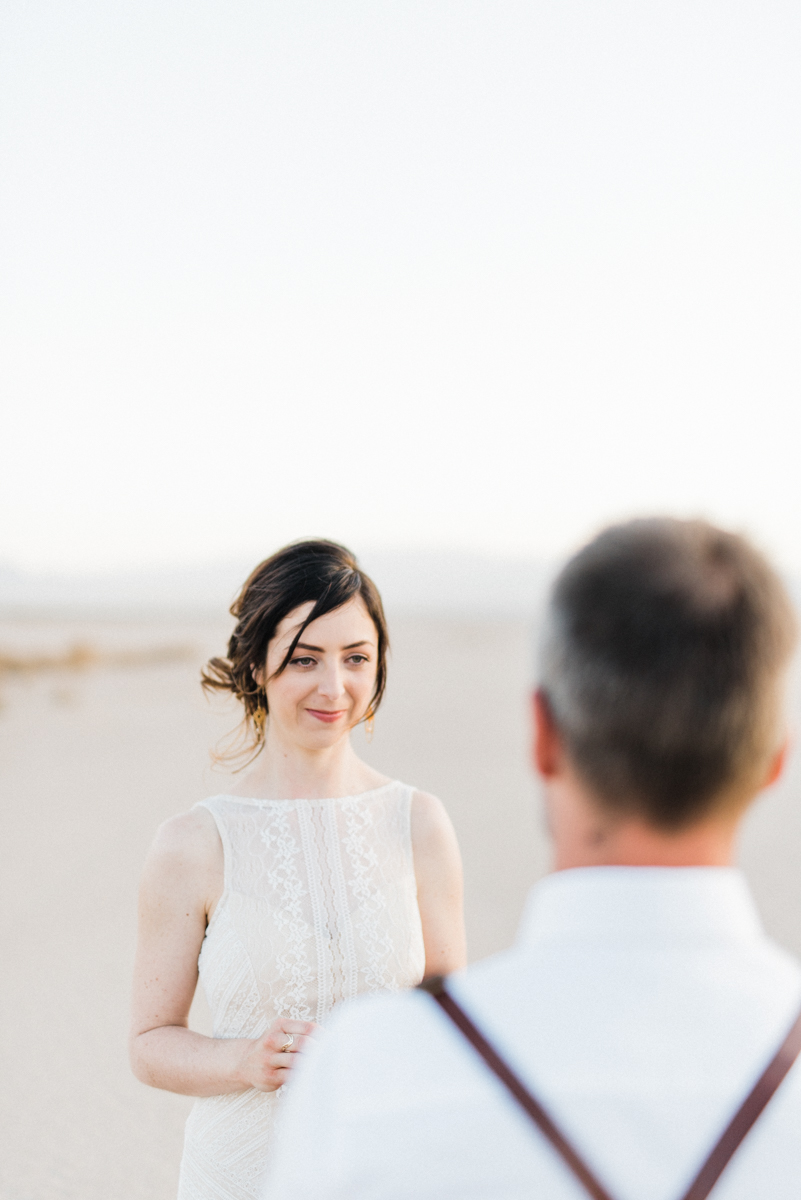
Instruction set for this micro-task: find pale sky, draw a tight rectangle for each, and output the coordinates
[2,1,800,574]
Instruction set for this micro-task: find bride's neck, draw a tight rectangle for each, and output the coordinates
[233,733,371,800]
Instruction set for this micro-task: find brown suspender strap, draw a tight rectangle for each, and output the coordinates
[679,1002,801,1200]
[419,975,616,1200]
[419,975,801,1200]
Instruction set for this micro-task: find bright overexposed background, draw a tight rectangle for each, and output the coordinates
[4,11,801,1197]
[2,0,800,577]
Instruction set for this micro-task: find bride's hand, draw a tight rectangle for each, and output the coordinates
[236,1018,316,1093]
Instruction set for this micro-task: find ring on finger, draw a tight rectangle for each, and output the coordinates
[279,1034,295,1053]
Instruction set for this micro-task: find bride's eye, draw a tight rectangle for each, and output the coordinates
[290,656,316,667]
[347,654,369,665]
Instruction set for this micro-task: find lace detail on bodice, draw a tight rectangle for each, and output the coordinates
[177,781,425,1200]
[341,795,399,990]
[261,800,316,1021]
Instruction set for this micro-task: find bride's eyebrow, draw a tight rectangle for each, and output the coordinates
[293,639,373,653]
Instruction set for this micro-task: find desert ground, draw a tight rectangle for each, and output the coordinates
[1,611,800,1199]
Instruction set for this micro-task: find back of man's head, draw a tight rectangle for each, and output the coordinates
[540,518,797,828]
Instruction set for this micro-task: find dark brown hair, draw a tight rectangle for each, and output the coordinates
[202,539,389,764]
[540,518,797,828]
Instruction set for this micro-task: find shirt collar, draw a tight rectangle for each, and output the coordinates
[518,866,764,946]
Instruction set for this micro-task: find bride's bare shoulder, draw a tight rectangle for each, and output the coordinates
[144,805,223,881]
[409,790,462,861]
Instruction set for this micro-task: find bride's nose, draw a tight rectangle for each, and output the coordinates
[316,662,346,701]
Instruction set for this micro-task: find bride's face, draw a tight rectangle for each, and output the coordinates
[259,596,379,747]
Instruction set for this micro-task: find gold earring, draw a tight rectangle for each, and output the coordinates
[364,713,374,742]
[253,704,267,736]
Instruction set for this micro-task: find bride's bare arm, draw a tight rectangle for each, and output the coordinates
[129,809,313,1097]
[411,792,467,976]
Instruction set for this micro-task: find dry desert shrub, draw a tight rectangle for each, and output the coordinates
[0,642,194,675]
[0,642,195,711]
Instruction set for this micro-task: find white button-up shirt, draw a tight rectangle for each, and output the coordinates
[264,868,801,1199]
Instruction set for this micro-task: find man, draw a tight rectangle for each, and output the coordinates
[264,518,801,1199]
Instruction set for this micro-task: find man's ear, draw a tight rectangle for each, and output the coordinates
[532,689,562,779]
[762,737,790,791]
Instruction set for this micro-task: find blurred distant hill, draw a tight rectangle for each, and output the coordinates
[0,552,555,620]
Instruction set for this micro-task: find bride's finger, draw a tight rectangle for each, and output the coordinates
[263,1028,295,1053]
[271,1050,297,1068]
[280,1019,316,1037]
[264,1019,314,1052]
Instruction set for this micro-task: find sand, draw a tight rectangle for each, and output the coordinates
[1,612,800,1199]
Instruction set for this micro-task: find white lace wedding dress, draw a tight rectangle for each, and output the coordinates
[176,781,426,1199]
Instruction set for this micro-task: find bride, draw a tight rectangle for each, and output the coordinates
[129,539,467,1199]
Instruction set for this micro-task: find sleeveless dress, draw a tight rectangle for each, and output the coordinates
[176,781,426,1200]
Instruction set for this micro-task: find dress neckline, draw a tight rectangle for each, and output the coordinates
[211,780,398,806]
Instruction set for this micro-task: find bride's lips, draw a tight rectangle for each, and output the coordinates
[307,709,346,723]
